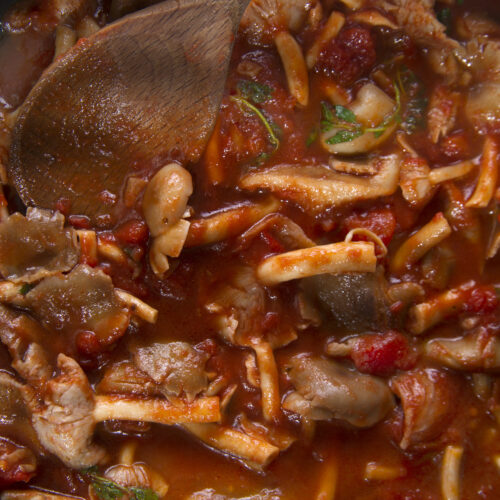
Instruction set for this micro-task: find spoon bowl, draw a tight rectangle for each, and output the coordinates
[8,0,248,223]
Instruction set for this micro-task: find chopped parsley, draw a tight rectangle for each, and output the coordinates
[19,283,34,295]
[230,95,280,152]
[236,80,273,104]
[397,66,428,133]
[320,82,401,145]
[306,127,319,147]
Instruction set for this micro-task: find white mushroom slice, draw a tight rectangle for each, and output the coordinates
[257,241,376,286]
[407,282,472,335]
[399,157,433,207]
[183,423,280,470]
[149,218,190,276]
[98,463,169,499]
[428,161,476,185]
[114,289,158,324]
[441,445,463,500]
[349,9,397,28]
[240,154,400,213]
[240,0,313,45]
[185,197,280,248]
[321,84,397,155]
[142,163,193,237]
[466,136,499,208]
[425,331,500,371]
[252,342,280,422]
[306,11,345,69]
[93,395,220,425]
[390,213,452,275]
[283,355,394,427]
[275,31,309,107]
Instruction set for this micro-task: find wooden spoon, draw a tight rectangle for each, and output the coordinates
[8,0,249,224]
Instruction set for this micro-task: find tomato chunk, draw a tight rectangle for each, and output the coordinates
[351,331,415,376]
[342,207,396,246]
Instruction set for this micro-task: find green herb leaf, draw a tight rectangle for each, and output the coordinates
[320,101,334,123]
[91,477,128,500]
[129,488,158,500]
[326,129,363,144]
[19,283,34,295]
[236,80,273,104]
[230,95,280,151]
[306,127,318,147]
[334,105,357,123]
[437,7,452,31]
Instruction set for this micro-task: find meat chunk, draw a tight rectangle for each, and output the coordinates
[301,272,389,332]
[26,354,107,468]
[0,437,36,488]
[205,266,266,345]
[0,209,78,283]
[390,368,458,449]
[25,265,130,345]
[132,342,209,401]
[282,355,394,427]
[0,304,52,387]
[379,0,459,50]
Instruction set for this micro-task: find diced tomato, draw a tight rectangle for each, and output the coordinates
[68,214,91,229]
[75,330,102,356]
[316,25,376,85]
[439,132,470,162]
[464,285,499,314]
[114,219,149,245]
[0,438,36,488]
[342,207,396,246]
[351,331,415,376]
[54,197,71,216]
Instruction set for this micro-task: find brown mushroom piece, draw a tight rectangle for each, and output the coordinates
[282,355,394,427]
[301,271,389,332]
[25,264,130,346]
[0,208,79,283]
[132,341,210,402]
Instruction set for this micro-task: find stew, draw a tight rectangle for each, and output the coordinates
[0,0,499,498]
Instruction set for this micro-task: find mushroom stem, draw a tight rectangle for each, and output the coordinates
[93,395,221,425]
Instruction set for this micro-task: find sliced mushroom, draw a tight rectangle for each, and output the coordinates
[302,271,389,332]
[239,154,400,213]
[132,342,209,402]
[0,208,79,284]
[25,265,130,346]
[282,355,394,427]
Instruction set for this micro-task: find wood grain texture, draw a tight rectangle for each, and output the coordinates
[9,0,249,222]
